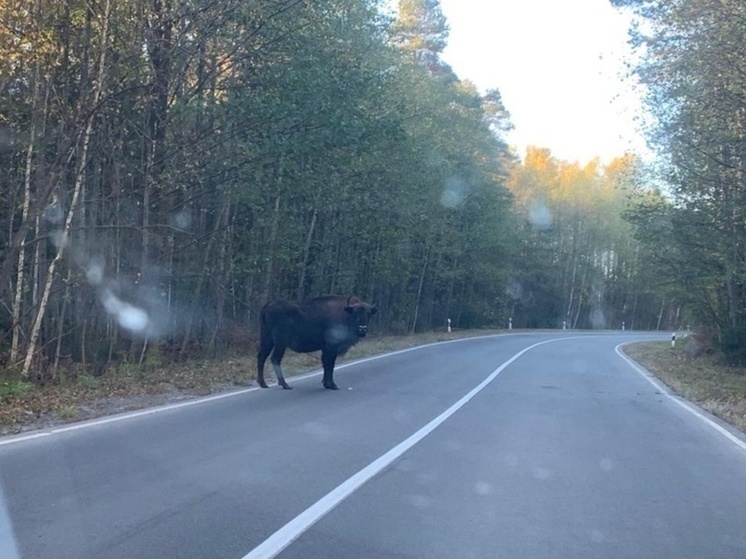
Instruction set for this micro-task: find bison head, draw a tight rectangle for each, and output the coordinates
[345,301,377,338]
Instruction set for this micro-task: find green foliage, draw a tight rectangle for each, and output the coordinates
[143,345,166,369]
[119,363,146,380]
[1,0,665,372]
[616,0,746,347]
[0,380,34,401]
[508,149,670,329]
[392,0,449,57]
[720,326,746,367]
[78,375,101,390]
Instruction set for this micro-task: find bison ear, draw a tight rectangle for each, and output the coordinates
[370,306,378,315]
[345,306,354,314]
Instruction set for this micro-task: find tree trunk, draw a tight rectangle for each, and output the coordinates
[32,215,40,308]
[297,207,317,299]
[410,248,430,334]
[10,94,37,365]
[572,257,588,329]
[52,267,72,379]
[208,206,231,352]
[21,0,112,377]
[179,204,228,358]
[656,298,665,331]
[262,194,282,303]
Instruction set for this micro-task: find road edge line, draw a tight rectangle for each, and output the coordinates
[0,334,514,447]
[615,343,746,453]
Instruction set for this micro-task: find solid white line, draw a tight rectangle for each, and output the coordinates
[2,332,616,448]
[242,336,571,559]
[0,335,515,448]
[0,387,261,447]
[616,344,746,453]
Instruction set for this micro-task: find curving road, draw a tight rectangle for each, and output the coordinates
[1,333,746,559]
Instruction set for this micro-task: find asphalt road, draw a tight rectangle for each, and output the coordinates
[2,333,746,559]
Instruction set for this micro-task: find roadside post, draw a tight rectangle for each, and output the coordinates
[622,321,625,331]
[447,318,451,333]
[671,332,676,348]
[509,317,512,331]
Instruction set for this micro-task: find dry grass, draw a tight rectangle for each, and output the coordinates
[0,329,501,436]
[624,340,746,433]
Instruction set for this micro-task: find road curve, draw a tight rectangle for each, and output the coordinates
[1,333,745,559]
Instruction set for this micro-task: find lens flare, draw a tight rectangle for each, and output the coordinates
[528,201,552,229]
[440,177,469,208]
[101,289,150,334]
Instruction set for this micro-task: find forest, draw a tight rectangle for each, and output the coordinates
[612,0,746,364]
[4,0,733,382]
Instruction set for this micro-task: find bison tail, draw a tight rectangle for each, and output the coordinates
[258,304,268,334]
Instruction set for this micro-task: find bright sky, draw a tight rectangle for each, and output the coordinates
[437,0,647,164]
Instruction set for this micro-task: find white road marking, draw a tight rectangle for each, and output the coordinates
[0,333,626,450]
[241,336,573,559]
[0,334,516,448]
[616,344,746,453]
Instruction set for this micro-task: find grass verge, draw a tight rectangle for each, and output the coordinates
[0,329,501,436]
[624,339,746,434]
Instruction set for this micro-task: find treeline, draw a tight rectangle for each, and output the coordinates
[613,0,746,363]
[0,0,668,378]
[508,148,673,331]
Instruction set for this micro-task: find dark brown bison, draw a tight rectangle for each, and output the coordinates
[257,295,377,390]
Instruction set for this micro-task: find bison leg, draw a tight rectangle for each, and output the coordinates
[257,339,273,389]
[321,349,339,390]
[270,346,292,390]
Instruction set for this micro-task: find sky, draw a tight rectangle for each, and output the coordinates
[436,0,647,164]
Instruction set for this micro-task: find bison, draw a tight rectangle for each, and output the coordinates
[257,295,377,390]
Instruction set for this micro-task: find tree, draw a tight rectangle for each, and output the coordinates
[614,0,746,361]
[391,0,449,71]
[508,147,669,330]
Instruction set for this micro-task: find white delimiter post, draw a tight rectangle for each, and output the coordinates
[447,318,451,333]
[671,333,676,348]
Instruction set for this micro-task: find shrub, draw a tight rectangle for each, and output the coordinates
[0,380,34,401]
[78,375,101,389]
[720,326,746,367]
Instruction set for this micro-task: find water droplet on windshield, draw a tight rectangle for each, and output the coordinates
[440,177,469,208]
[532,466,553,480]
[529,200,552,229]
[474,481,494,496]
[407,494,432,509]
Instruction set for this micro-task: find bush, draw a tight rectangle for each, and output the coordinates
[0,380,34,401]
[720,326,746,366]
[686,330,715,358]
[78,375,101,389]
